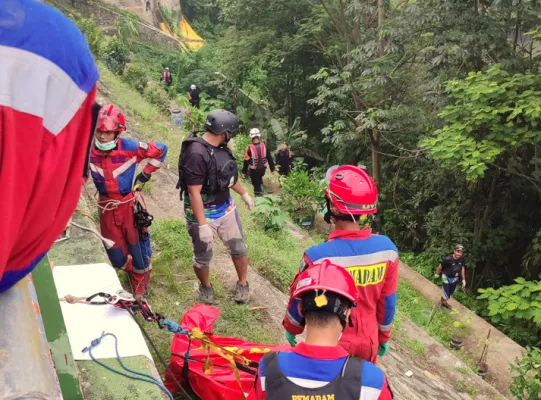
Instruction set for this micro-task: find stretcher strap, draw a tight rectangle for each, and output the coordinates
[191,328,257,400]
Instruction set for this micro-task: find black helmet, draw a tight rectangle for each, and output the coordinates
[205,109,239,135]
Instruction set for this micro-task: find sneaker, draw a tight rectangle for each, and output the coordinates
[441,301,453,310]
[234,281,250,304]
[199,283,215,304]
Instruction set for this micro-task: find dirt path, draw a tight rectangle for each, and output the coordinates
[398,262,523,394]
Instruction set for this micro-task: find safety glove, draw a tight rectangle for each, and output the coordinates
[134,172,151,191]
[198,224,213,245]
[241,193,255,211]
[285,331,297,347]
[378,342,389,357]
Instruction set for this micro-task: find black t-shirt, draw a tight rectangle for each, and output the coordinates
[182,141,230,206]
[441,255,466,278]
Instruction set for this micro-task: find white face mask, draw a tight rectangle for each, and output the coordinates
[95,138,117,151]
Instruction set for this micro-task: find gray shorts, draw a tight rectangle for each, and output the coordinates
[187,208,247,268]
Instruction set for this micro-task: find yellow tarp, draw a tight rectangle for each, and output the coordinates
[179,17,205,51]
[158,14,205,51]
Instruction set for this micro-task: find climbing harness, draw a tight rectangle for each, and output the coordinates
[82,332,174,400]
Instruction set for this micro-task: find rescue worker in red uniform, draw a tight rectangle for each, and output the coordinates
[90,104,168,298]
[242,128,275,196]
[258,260,394,400]
[283,165,399,363]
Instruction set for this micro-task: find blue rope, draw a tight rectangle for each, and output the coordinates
[161,319,189,336]
[82,332,174,400]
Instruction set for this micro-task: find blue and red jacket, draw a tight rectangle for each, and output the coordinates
[284,228,399,362]
[90,138,167,200]
[256,342,394,400]
[0,0,99,293]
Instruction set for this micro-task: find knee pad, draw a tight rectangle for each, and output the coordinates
[227,238,247,258]
[193,251,212,269]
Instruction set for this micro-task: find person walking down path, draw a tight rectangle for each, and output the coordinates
[90,104,168,299]
[257,260,395,400]
[275,141,292,176]
[189,84,200,108]
[435,244,467,310]
[177,109,255,304]
[242,128,275,196]
[283,165,399,364]
[160,67,172,86]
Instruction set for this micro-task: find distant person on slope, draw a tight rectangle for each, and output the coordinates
[91,104,168,299]
[160,67,172,86]
[177,110,254,304]
[189,84,200,108]
[275,141,292,176]
[283,165,399,364]
[242,128,275,196]
[0,0,99,293]
[257,260,394,400]
[435,244,467,310]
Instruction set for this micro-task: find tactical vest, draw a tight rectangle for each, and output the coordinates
[262,352,363,400]
[248,143,268,170]
[177,136,238,196]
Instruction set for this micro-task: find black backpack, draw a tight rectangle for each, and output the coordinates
[176,134,238,197]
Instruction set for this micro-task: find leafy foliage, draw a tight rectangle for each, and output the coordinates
[423,65,541,181]
[478,278,541,329]
[252,195,288,232]
[103,36,130,75]
[122,66,148,94]
[281,167,324,222]
[510,346,541,400]
[71,13,103,57]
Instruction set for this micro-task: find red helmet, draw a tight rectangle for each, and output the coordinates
[97,104,126,132]
[322,165,378,215]
[292,260,358,305]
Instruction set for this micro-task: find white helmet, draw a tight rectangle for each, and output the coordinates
[249,128,261,139]
[165,67,169,70]
[190,84,196,90]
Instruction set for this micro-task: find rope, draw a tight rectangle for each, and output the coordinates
[121,303,193,399]
[97,196,136,211]
[82,332,174,400]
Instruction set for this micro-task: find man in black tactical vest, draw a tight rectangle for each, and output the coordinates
[435,244,467,309]
[242,128,275,196]
[177,110,255,304]
[256,260,394,400]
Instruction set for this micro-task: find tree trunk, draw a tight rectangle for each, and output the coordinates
[378,0,385,57]
[372,128,382,186]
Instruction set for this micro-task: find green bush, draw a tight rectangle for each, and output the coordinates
[103,36,130,75]
[234,134,252,169]
[144,87,169,114]
[252,195,288,232]
[122,66,148,94]
[71,13,103,57]
[281,168,324,223]
[510,347,541,400]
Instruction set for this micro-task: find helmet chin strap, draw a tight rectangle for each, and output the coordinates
[325,193,357,224]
